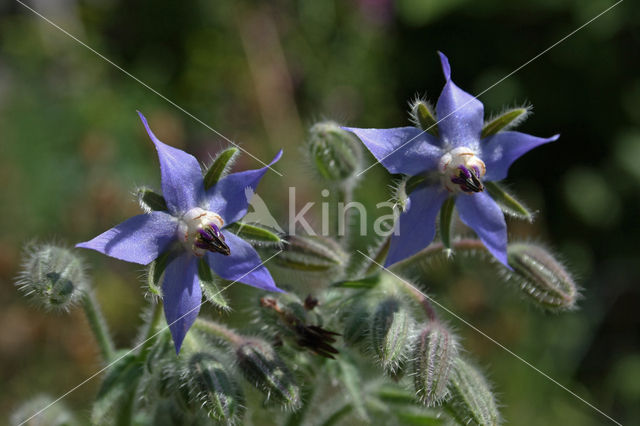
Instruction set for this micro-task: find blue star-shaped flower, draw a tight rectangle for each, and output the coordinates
[77,112,283,353]
[346,52,559,267]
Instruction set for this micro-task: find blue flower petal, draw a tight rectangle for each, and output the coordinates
[344,127,442,176]
[482,131,559,181]
[435,52,484,151]
[455,192,510,267]
[207,231,282,292]
[385,186,449,266]
[138,112,204,215]
[206,150,282,225]
[162,253,201,354]
[76,211,177,265]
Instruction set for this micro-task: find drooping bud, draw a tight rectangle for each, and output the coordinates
[271,235,347,272]
[409,98,439,136]
[307,121,362,183]
[259,295,340,358]
[235,339,301,409]
[370,297,414,374]
[15,243,87,311]
[413,323,459,406]
[445,358,501,426]
[507,243,579,311]
[184,353,245,424]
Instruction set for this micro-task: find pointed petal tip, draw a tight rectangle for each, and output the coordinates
[271,149,284,164]
[437,51,451,80]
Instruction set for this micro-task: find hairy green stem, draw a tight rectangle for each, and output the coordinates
[138,300,163,357]
[193,318,243,346]
[81,289,115,362]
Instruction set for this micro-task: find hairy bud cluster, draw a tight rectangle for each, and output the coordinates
[15,243,88,311]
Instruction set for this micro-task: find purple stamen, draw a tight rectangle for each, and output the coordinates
[451,165,484,193]
[195,222,230,255]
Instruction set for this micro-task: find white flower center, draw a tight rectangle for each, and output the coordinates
[177,207,228,257]
[438,147,486,193]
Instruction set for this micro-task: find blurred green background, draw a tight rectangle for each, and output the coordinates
[1,0,639,424]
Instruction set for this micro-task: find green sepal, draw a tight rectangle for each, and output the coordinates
[485,181,533,222]
[147,250,174,297]
[204,147,239,190]
[439,197,455,250]
[411,100,439,136]
[136,187,168,212]
[332,274,380,289]
[92,352,144,426]
[197,258,230,311]
[226,222,283,246]
[272,235,346,272]
[481,107,529,138]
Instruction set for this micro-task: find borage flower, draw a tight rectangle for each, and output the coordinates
[77,112,283,353]
[346,52,559,267]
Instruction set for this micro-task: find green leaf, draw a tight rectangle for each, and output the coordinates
[226,222,282,245]
[481,107,529,138]
[439,197,455,250]
[197,258,230,311]
[136,187,168,212]
[204,147,239,189]
[396,409,445,426]
[92,352,144,426]
[411,100,439,136]
[485,181,533,222]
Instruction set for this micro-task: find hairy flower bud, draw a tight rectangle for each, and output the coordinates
[507,243,579,311]
[15,243,87,311]
[413,323,459,406]
[307,121,362,183]
[370,297,414,374]
[184,353,245,424]
[235,339,301,409]
[446,358,501,426]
